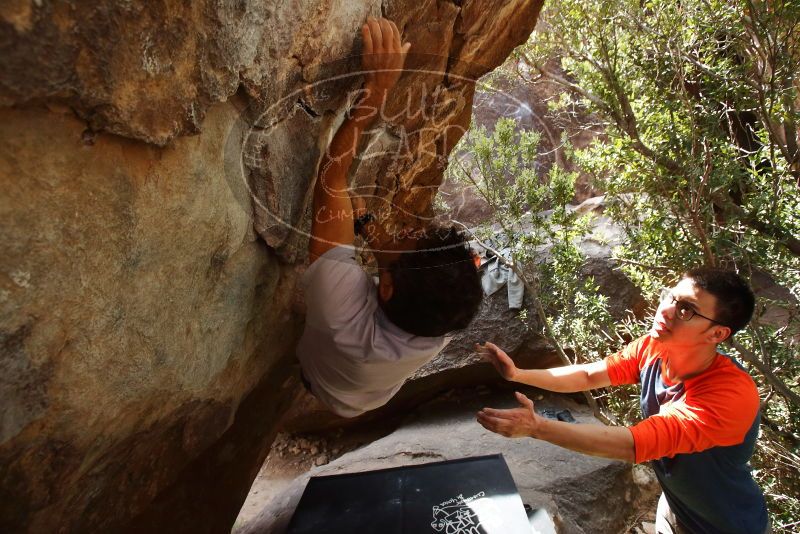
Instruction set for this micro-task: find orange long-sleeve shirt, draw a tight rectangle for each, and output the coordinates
[605,335,759,464]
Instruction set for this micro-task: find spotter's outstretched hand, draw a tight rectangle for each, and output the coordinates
[477,392,542,438]
[476,341,519,381]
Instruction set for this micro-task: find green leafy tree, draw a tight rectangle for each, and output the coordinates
[449,117,630,422]
[451,0,799,528]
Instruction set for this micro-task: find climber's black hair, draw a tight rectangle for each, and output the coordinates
[382,225,483,337]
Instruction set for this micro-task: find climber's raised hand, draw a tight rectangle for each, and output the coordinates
[361,17,411,95]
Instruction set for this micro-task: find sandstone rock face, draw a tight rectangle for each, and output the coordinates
[1,1,544,532]
[0,100,303,533]
[237,388,660,534]
[1,0,544,259]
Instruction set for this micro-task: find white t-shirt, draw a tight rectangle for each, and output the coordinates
[296,246,448,417]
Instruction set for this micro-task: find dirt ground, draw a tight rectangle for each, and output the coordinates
[234,386,659,533]
[235,421,397,527]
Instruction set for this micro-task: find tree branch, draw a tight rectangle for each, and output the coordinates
[710,192,800,257]
[728,339,800,408]
[519,53,613,113]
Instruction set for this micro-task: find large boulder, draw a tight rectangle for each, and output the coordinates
[0,1,545,532]
[0,98,305,533]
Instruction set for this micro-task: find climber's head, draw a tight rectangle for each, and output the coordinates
[378,225,483,337]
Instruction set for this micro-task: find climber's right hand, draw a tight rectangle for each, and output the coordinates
[476,342,519,382]
[361,17,411,95]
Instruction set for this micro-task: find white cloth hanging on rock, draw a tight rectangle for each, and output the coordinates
[472,241,525,310]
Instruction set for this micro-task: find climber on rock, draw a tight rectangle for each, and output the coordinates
[296,16,483,418]
[477,268,770,534]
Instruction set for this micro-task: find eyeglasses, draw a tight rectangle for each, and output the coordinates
[659,288,724,326]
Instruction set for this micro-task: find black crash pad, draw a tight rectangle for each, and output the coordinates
[287,454,534,534]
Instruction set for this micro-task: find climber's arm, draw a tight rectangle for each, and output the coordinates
[309,17,411,264]
[354,210,426,270]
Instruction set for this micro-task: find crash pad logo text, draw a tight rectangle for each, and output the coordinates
[431,492,488,534]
